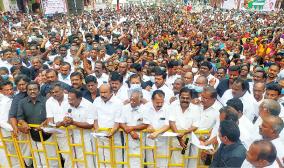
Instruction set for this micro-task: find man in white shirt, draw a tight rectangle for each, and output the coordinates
[93,84,123,168]
[63,88,97,168]
[242,140,278,168]
[166,60,180,89]
[249,69,267,92]
[253,82,265,106]
[169,87,201,167]
[194,61,219,88]
[219,78,258,121]
[43,83,73,168]
[259,115,284,166]
[265,83,284,121]
[58,62,72,85]
[152,68,174,104]
[127,73,151,102]
[142,90,170,168]
[0,81,20,167]
[109,71,128,102]
[119,89,148,167]
[90,61,109,87]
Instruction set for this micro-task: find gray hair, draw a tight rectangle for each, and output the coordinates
[266,115,284,135]
[261,99,281,116]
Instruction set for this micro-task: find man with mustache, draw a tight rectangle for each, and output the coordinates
[142,90,170,167]
[93,83,124,168]
[90,61,108,88]
[169,87,202,166]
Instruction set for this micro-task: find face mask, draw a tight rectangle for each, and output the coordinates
[130,84,142,90]
[192,68,199,73]
[53,64,60,70]
[281,88,284,95]
[1,74,9,80]
[194,86,204,93]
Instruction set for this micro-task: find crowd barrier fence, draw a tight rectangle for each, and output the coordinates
[0,124,211,168]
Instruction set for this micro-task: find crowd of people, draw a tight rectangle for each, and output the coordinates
[0,4,284,168]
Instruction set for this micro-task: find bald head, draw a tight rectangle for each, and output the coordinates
[253,82,265,102]
[184,72,194,85]
[263,115,284,135]
[195,75,208,87]
[99,84,112,102]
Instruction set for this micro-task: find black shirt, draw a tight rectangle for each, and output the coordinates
[210,140,246,168]
[17,95,47,124]
[84,89,100,103]
[216,79,230,97]
[9,92,28,119]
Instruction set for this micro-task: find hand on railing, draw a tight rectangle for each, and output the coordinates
[18,122,30,134]
[130,131,139,140]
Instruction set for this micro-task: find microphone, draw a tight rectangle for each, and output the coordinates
[66,109,72,118]
[181,138,189,155]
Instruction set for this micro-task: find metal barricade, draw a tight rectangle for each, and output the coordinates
[0,125,211,168]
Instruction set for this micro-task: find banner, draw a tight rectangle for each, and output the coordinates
[42,0,67,15]
[262,0,276,11]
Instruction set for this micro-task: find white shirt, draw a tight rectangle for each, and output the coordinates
[272,138,284,165]
[114,85,129,103]
[142,102,169,129]
[219,89,258,121]
[238,115,259,149]
[90,73,109,88]
[46,94,70,123]
[198,100,223,130]
[168,102,201,130]
[241,159,280,168]
[64,98,97,125]
[152,84,174,104]
[0,95,13,137]
[58,73,72,86]
[166,74,180,90]
[93,96,122,128]
[119,104,144,126]
[194,74,219,88]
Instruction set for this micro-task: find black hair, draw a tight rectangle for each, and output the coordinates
[61,62,71,68]
[85,75,98,84]
[130,63,142,72]
[155,68,167,79]
[219,120,240,142]
[219,106,239,122]
[70,71,83,79]
[253,140,277,165]
[233,77,249,92]
[226,98,243,113]
[27,81,40,90]
[14,74,31,85]
[255,69,267,79]
[167,60,179,69]
[0,80,13,90]
[45,69,58,76]
[228,66,240,73]
[68,88,83,99]
[266,83,281,95]
[200,61,213,70]
[110,71,123,83]
[151,90,165,100]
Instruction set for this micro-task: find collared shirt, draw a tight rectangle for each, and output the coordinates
[198,100,223,130]
[90,73,109,88]
[63,98,97,125]
[0,95,13,137]
[58,73,72,86]
[119,104,144,126]
[219,89,258,121]
[142,102,169,129]
[166,74,180,90]
[210,140,247,168]
[46,94,70,123]
[93,96,123,128]
[17,95,47,124]
[152,84,174,104]
[114,85,129,103]
[9,92,28,119]
[238,115,259,149]
[168,102,201,130]
[272,138,284,165]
